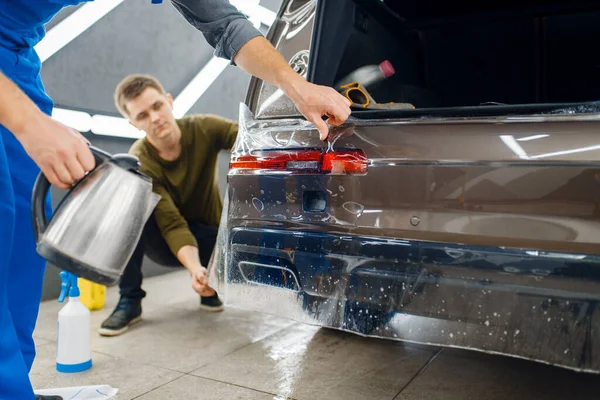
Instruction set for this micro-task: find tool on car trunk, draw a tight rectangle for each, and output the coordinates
[335,60,414,110]
[339,81,415,110]
[31,146,160,287]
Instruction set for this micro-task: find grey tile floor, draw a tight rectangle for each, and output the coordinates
[31,270,600,399]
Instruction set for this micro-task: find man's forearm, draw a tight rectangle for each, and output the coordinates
[0,71,43,137]
[170,0,350,139]
[232,36,305,102]
[176,245,202,272]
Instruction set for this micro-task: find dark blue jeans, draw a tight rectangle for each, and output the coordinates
[119,214,218,299]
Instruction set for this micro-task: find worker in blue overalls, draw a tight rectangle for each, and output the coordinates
[0,0,350,398]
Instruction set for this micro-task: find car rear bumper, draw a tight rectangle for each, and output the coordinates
[212,225,600,373]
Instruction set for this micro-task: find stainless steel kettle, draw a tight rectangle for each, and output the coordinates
[31,146,160,286]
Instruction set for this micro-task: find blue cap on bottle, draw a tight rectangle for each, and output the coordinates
[58,271,80,302]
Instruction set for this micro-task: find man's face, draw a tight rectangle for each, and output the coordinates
[126,87,178,141]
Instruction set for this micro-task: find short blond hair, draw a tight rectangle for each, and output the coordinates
[114,74,167,117]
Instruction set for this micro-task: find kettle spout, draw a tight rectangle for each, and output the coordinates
[144,193,161,222]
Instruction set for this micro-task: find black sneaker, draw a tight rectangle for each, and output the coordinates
[200,293,224,312]
[98,297,142,336]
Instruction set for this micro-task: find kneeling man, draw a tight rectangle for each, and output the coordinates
[99,74,238,336]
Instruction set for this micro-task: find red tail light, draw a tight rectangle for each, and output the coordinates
[322,150,368,174]
[229,150,321,171]
[230,149,368,175]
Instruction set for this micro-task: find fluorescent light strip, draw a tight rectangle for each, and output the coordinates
[53,107,144,139]
[516,134,550,142]
[499,135,529,159]
[172,57,231,118]
[91,114,144,139]
[36,0,124,63]
[52,108,92,132]
[172,2,275,118]
[231,1,277,27]
[529,144,600,159]
[36,0,272,64]
[255,5,277,26]
[50,1,276,136]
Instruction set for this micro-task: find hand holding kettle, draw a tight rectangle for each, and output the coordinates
[31,146,160,286]
[14,109,95,189]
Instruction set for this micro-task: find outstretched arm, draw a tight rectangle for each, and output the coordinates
[170,0,351,139]
[233,36,351,140]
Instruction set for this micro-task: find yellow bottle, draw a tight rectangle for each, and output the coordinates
[77,278,106,311]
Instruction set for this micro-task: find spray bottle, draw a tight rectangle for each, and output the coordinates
[56,270,92,373]
[334,60,396,90]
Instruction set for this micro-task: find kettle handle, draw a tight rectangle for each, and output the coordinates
[31,146,112,242]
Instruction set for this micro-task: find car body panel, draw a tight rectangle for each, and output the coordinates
[208,0,600,373]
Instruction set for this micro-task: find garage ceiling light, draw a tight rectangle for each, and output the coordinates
[172,1,275,118]
[91,114,144,139]
[46,0,276,136]
[172,57,231,119]
[36,0,125,63]
[231,0,277,27]
[52,108,93,132]
[52,107,144,139]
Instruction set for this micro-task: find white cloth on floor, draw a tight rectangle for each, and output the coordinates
[34,385,118,399]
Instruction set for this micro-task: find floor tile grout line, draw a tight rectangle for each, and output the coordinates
[34,335,56,343]
[99,323,300,397]
[158,300,301,325]
[128,369,298,399]
[185,322,301,376]
[83,349,190,376]
[33,341,54,349]
[37,281,304,398]
[35,335,188,398]
[130,374,188,399]
[393,348,445,400]
[89,322,300,377]
[181,373,298,399]
[95,353,191,375]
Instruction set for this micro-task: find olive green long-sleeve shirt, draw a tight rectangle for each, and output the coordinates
[129,114,238,256]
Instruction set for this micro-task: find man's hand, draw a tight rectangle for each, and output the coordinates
[178,246,214,295]
[17,113,95,190]
[191,266,217,297]
[177,246,218,296]
[283,79,352,141]
[191,266,211,295]
[233,37,352,140]
[0,72,95,189]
